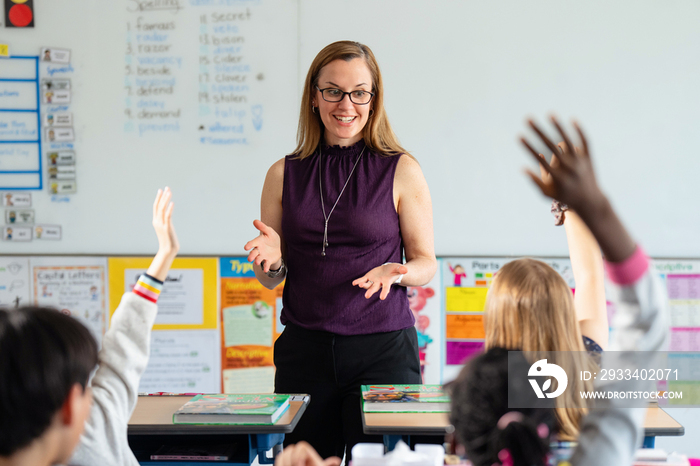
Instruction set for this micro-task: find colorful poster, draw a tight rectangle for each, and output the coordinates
[442,257,573,383]
[137,329,220,394]
[653,260,700,351]
[0,257,30,308]
[445,314,485,339]
[108,257,218,330]
[128,268,204,325]
[219,257,283,394]
[29,257,108,345]
[108,257,219,393]
[445,341,484,366]
[408,262,443,385]
[445,287,488,312]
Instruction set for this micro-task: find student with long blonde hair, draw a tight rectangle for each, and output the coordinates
[483,150,608,440]
[244,41,437,459]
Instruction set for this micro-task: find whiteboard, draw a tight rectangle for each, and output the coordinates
[299,0,700,258]
[2,0,700,257]
[1,0,299,254]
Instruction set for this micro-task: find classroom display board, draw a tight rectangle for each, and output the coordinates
[0,0,298,254]
[441,257,575,383]
[3,254,700,392]
[0,256,109,342]
[109,257,221,392]
[219,256,282,394]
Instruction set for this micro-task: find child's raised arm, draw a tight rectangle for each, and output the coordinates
[563,210,608,349]
[522,118,668,466]
[69,187,180,466]
[146,187,179,281]
[536,150,608,349]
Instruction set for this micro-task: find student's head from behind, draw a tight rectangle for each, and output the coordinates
[448,348,554,466]
[0,306,98,462]
[482,258,589,439]
[294,40,405,157]
[484,258,583,353]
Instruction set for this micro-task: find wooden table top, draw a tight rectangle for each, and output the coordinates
[362,403,684,437]
[128,395,309,435]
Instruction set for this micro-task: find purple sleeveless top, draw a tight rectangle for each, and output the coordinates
[281,139,415,335]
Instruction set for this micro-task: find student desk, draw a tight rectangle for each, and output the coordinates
[362,403,684,450]
[128,395,309,466]
[643,404,685,448]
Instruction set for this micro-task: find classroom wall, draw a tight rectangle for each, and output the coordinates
[301,0,700,258]
[3,0,700,458]
[2,1,700,257]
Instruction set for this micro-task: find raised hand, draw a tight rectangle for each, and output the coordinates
[521,117,605,213]
[244,219,282,273]
[352,263,408,300]
[147,187,179,281]
[152,187,179,256]
[520,116,636,263]
[274,442,341,466]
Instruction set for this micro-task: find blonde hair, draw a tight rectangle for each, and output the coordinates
[483,258,594,440]
[293,40,408,159]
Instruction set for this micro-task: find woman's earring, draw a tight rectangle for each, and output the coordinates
[369,109,374,118]
[312,106,317,114]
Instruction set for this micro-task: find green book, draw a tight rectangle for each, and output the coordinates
[361,384,451,413]
[173,394,290,425]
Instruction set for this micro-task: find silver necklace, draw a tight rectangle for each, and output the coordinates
[319,144,366,256]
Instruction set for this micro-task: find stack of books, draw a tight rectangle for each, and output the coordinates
[172,394,290,425]
[361,385,450,413]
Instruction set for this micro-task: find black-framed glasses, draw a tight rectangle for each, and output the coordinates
[316,85,374,105]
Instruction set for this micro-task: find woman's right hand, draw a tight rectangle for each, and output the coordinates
[244,219,282,273]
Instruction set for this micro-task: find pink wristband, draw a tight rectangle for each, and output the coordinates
[605,245,649,286]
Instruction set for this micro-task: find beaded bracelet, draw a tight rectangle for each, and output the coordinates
[551,200,569,226]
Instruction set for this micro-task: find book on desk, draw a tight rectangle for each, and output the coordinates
[173,394,290,425]
[362,385,450,413]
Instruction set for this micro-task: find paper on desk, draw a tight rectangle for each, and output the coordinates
[352,441,443,466]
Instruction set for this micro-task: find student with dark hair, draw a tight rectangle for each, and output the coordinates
[0,187,179,466]
[448,348,555,466]
[0,307,98,464]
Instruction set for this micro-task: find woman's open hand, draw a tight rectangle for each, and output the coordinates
[244,219,282,273]
[353,263,408,300]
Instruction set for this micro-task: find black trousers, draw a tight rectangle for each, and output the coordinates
[274,322,421,460]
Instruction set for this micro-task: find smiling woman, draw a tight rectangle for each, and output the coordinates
[243,41,438,460]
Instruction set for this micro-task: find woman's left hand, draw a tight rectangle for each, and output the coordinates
[352,263,408,300]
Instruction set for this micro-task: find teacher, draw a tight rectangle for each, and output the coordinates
[245,41,436,459]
